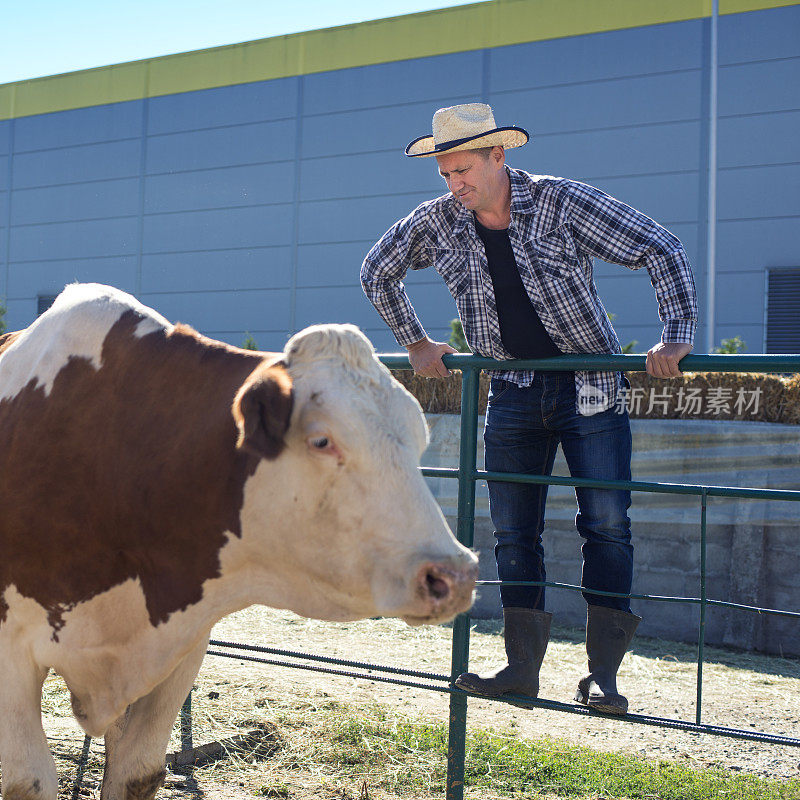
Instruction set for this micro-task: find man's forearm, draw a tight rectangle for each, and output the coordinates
[649,249,698,346]
[661,318,697,345]
[361,265,427,347]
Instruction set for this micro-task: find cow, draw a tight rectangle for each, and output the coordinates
[0,284,477,800]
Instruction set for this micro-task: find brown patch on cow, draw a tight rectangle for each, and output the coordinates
[0,330,21,356]
[125,767,167,800]
[233,363,294,459]
[0,311,293,631]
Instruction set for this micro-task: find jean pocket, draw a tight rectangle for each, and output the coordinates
[488,378,511,403]
[489,377,527,406]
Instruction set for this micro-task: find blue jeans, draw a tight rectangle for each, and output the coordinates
[484,372,633,613]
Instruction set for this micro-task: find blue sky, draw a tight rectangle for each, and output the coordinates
[0,0,482,84]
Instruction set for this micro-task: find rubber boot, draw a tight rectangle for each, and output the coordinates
[455,607,552,704]
[575,604,641,715]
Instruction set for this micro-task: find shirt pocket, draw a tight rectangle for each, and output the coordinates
[431,248,471,299]
[525,225,580,279]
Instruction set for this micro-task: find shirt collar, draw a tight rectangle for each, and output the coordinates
[508,166,536,215]
[451,196,472,237]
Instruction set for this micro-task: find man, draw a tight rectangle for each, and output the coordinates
[361,103,696,714]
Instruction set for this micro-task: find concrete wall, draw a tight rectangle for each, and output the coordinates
[1,4,798,352]
[422,414,800,655]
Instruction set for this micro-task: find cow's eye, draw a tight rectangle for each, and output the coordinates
[306,434,343,463]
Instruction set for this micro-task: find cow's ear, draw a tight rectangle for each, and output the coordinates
[233,364,294,460]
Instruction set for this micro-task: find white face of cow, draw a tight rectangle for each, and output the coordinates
[232,324,477,625]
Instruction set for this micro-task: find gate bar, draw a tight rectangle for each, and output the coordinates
[446,366,480,800]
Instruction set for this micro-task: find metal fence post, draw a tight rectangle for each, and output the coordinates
[180,692,193,753]
[696,488,708,724]
[446,366,480,800]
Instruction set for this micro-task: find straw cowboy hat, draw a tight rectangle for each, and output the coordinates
[405,102,529,158]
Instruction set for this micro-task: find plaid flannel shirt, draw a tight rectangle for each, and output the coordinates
[361,168,697,415]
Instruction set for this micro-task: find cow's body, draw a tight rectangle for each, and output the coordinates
[0,284,476,800]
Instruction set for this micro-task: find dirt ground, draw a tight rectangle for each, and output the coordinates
[25,606,800,798]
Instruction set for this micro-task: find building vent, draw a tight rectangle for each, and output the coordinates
[37,295,58,316]
[766,269,800,353]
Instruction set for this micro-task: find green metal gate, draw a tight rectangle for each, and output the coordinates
[376,351,800,799]
[201,352,800,798]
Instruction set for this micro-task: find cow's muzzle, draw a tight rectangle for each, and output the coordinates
[403,557,478,626]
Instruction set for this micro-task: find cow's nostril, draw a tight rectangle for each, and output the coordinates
[425,571,450,600]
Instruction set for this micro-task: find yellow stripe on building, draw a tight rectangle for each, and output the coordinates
[0,0,797,121]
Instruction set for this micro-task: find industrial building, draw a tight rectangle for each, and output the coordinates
[1,0,798,354]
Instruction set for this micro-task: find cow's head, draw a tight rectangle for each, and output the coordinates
[231,324,477,625]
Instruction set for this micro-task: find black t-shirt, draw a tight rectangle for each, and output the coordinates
[474,217,562,359]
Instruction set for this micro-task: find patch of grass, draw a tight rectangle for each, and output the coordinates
[461,728,798,799]
[314,705,800,800]
[36,671,800,799]
[259,781,290,797]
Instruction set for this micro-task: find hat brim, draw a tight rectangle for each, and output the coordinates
[405,126,529,158]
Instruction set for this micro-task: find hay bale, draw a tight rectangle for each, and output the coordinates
[626,371,800,424]
[391,370,490,415]
[391,369,800,424]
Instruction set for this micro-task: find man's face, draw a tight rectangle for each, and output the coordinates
[435,148,504,213]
